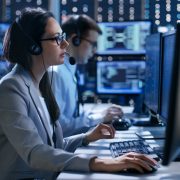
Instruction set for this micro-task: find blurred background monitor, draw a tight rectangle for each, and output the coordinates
[0,22,11,79]
[96,21,151,55]
[162,24,180,166]
[0,22,10,57]
[159,30,176,124]
[96,60,145,95]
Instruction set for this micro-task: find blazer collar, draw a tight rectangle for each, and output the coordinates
[14,65,54,146]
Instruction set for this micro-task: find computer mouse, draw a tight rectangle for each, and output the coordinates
[125,163,158,174]
[112,119,131,130]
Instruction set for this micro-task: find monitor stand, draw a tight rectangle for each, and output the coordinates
[132,111,165,127]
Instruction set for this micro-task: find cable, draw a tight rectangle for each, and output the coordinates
[135,132,165,140]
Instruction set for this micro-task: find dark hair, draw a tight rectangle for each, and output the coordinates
[61,14,102,39]
[3,7,60,123]
[3,7,54,69]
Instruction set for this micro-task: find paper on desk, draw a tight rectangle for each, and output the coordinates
[84,103,134,114]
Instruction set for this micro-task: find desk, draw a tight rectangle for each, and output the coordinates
[57,126,180,180]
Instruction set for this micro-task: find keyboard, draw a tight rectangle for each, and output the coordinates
[109,139,160,161]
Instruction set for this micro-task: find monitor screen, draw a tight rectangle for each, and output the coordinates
[0,22,10,57]
[159,31,176,122]
[96,60,145,94]
[144,33,162,114]
[162,24,180,166]
[96,21,151,55]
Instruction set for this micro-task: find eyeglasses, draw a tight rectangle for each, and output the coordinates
[40,33,66,46]
[81,37,97,48]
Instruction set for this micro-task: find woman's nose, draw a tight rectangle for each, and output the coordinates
[60,40,69,49]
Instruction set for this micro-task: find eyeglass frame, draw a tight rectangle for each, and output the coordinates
[40,32,66,46]
[80,37,97,48]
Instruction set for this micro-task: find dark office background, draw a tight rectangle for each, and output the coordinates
[0,0,180,111]
[1,0,179,32]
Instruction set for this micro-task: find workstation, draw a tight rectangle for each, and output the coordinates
[0,1,180,179]
[57,127,180,180]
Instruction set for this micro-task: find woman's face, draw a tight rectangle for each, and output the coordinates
[40,17,69,67]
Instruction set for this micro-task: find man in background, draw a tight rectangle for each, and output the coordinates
[51,14,123,137]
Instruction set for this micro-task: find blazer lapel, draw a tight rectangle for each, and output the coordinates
[17,65,54,146]
[29,86,54,146]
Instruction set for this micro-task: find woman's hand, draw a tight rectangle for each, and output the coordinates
[89,152,158,173]
[85,123,116,143]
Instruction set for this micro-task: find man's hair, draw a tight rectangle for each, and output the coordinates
[61,14,102,39]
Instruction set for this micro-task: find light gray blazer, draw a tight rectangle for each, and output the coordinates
[0,65,93,180]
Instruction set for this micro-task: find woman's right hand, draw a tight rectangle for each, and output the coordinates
[89,152,158,173]
[85,123,116,143]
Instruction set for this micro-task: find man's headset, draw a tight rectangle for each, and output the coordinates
[15,18,42,55]
[71,16,82,47]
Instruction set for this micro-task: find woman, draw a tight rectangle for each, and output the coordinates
[0,7,157,180]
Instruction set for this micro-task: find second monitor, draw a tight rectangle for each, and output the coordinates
[96,60,145,95]
[96,21,151,55]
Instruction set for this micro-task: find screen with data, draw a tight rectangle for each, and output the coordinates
[144,33,162,114]
[96,60,145,94]
[159,31,176,122]
[96,21,151,55]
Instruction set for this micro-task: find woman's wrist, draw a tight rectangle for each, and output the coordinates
[89,157,117,172]
[82,134,89,146]
[89,157,108,172]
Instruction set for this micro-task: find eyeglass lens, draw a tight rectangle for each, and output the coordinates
[56,33,66,45]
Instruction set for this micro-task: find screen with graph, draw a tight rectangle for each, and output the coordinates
[97,21,151,55]
[96,60,145,94]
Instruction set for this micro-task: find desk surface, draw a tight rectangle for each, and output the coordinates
[58,163,180,180]
[57,126,180,180]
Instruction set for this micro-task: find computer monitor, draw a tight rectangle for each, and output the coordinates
[159,31,176,124]
[144,33,162,115]
[96,21,151,55]
[162,24,180,166]
[96,60,145,94]
[0,22,10,57]
[133,33,164,126]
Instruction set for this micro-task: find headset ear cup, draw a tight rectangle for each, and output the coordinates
[29,44,42,55]
[72,36,81,46]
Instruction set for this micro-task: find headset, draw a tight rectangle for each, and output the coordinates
[15,18,42,55]
[71,16,81,46]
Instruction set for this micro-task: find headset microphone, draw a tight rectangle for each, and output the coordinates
[69,57,76,65]
[65,52,76,65]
